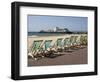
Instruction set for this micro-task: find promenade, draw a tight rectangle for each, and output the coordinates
[28,47,87,66]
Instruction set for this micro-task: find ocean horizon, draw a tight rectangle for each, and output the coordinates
[28,32,87,36]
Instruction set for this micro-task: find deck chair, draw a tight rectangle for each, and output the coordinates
[70,36,80,50]
[80,35,87,48]
[63,37,74,52]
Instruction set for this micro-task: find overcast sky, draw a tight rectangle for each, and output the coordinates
[28,15,88,32]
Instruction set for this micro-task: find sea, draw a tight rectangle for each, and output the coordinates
[28,32,72,36]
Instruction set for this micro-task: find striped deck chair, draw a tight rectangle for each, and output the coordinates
[80,35,87,48]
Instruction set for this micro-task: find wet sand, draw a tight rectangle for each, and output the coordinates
[28,47,87,66]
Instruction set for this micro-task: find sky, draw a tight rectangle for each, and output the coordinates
[28,15,88,32]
